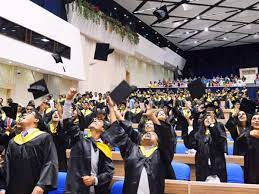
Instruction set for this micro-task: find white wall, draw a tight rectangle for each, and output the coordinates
[0,0,84,80]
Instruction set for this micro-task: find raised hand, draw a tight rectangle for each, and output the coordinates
[66,88,77,101]
[106,96,115,108]
[143,103,156,118]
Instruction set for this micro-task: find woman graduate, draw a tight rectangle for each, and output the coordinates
[236,113,259,184]
[62,88,116,194]
[182,112,227,182]
[0,110,58,194]
[104,98,175,194]
[225,108,250,155]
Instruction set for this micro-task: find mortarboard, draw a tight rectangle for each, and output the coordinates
[153,5,170,23]
[94,43,114,61]
[240,98,256,115]
[28,79,49,99]
[1,106,16,120]
[52,53,63,63]
[110,80,137,105]
[187,79,205,99]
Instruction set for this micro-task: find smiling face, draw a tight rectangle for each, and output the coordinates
[251,114,259,130]
[52,111,60,122]
[145,120,154,132]
[20,112,39,130]
[238,111,247,122]
[141,131,158,147]
[88,118,105,133]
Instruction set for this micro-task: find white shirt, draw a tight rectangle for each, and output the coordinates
[137,167,150,194]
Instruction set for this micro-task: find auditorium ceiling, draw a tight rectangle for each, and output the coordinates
[113,0,259,51]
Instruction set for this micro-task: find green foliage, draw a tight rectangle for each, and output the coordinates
[74,0,139,45]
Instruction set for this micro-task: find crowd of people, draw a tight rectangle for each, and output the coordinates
[0,85,258,194]
[148,74,259,88]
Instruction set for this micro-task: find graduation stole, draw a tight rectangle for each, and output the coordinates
[139,146,158,158]
[14,128,45,145]
[131,108,141,114]
[82,109,92,117]
[45,108,52,114]
[83,130,112,159]
[183,108,191,118]
[49,123,58,134]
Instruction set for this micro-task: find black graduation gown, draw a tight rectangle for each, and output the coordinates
[182,122,227,182]
[47,123,68,171]
[236,129,259,184]
[103,121,175,194]
[117,120,176,180]
[225,116,246,155]
[63,118,115,194]
[2,132,58,194]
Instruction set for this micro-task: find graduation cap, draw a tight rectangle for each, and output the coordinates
[28,79,49,99]
[52,53,63,63]
[94,43,114,61]
[110,80,137,105]
[1,106,16,119]
[153,5,170,23]
[187,79,205,99]
[240,98,256,115]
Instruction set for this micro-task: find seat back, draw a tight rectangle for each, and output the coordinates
[48,172,67,194]
[172,162,191,181]
[226,163,244,183]
[176,143,188,154]
[110,180,124,194]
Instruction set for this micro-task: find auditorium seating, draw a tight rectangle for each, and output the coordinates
[48,172,67,194]
[226,163,244,183]
[176,143,188,154]
[110,180,124,194]
[227,145,234,155]
[172,162,191,181]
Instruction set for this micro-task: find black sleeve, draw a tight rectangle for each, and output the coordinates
[225,116,239,141]
[62,118,81,146]
[118,121,141,145]
[37,134,58,192]
[96,157,114,186]
[154,121,175,163]
[236,129,250,155]
[209,123,227,153]
[0,132,15,148]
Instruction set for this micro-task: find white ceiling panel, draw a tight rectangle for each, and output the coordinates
[200,7,240,20]
[134,1,175,15]
[190,46,212,51]
[234,24,259,34]
[135,14,158,25]
[223,42,249,47]
[182,19,218,30]
[179,38,208,47]
[188,0,222,5]
[166,28,199,38]
[192,31,224,40]
[153,17,188,28]
[171,4,209,18]
[166,37,186,43]
[219,0,259,9]
[177,45,195,50]
[210,21,245,32]
[152,26,174,35]
[201,40,230,47]
[216,32,248,41]
[239,34,259,42]
[227,10,259,23]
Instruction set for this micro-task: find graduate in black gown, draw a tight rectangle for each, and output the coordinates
[0,110,58,194]
[225,109,250,155]
[236,113,259,184]
[62,88,115,194]
[104,99,175,194]
[182,112,227,182]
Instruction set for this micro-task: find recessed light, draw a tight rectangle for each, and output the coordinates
[223,37,228,40]
[204,27,209,32]
[194,41,198,44]
[11,29,16,32]
[114,7,117,10]
[186,31,190,34]
[41,38,50,42]
[139,20,142,23]
[155,32,158,34]
[2,27,6,30]
[254,33,259,38]
[129,22,132,25]
[157,37,159,39]
[142,26,145,29]
[124,14,127,17]
[196,16,201,20]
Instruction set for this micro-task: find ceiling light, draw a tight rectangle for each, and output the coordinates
[2,27,6,30]
[204,27,209,32]
[254,33,259,38]
[129,22,132,25]
[155,32,158,34]
[196,16,201,20]
[124,14,127,17]
[157,37,159,39]
[223,37,228,40]
[41,38,50,42]
[114,7,117,10]
[11,29,16,32]
[142,26,145,29]
[194,41,198,44]
[146,33,148,36]
[139,20,142,23]
[186,31,190,34]
[153,5,169,23]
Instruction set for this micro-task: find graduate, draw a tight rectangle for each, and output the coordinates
[225,108,250,155]
[0,110,58,194]
[236,113,259,184]
[104,98,175,194]
[62,88,115,194]
[182,112,227,182]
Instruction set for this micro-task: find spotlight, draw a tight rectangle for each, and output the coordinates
[153,5,169,23]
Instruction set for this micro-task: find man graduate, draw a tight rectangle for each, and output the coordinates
[0,110,58,194]
[104,99,175,194]
[62,88,115,194]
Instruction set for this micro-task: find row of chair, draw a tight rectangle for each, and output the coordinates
[49,162,243,194]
